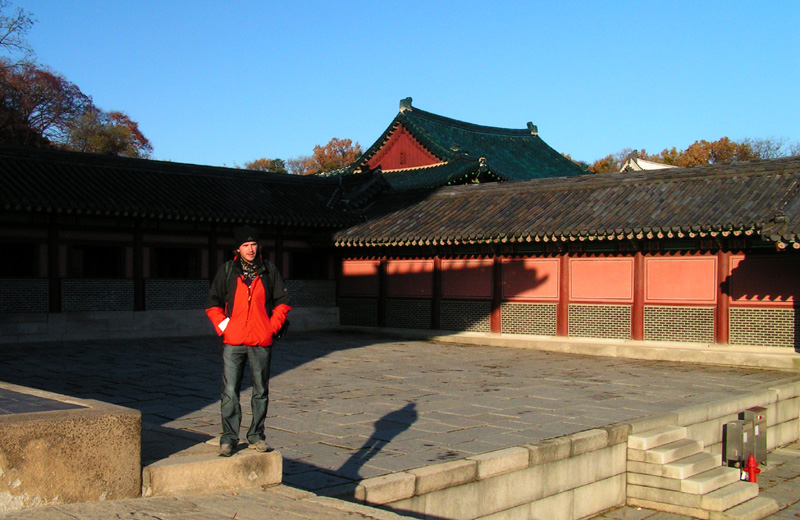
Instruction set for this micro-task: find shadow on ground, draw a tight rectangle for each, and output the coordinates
[0,330,406,464]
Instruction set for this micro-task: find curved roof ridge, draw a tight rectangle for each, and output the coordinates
[0,143,341,185]
[403,105,535,137]
[423,156,800,198]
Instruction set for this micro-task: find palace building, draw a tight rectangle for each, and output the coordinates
[1,99,798,350]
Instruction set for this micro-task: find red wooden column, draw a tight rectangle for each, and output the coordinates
[557,254,569,336]
[378,256,387,328]
[432,256,442,330]
[715,250,731,344]
[491,256,503,333]
[631,252,645,340]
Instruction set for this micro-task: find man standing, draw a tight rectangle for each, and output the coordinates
[205,225,290,456]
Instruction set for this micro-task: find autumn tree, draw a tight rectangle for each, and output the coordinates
[0,4,152,157]
[64,109,152,158]
[287,155,314,175]
[242,157,288,174]
[311,137,362,173]
[0,61,92,146]
[286,137,363,175]
[588,137,799,173]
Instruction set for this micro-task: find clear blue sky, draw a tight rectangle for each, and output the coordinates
[17,0,800,167]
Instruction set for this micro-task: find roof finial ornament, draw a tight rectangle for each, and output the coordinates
[399,97,413,112]
[527,122,538,136]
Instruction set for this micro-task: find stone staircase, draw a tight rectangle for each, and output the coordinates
[627,425,778,520]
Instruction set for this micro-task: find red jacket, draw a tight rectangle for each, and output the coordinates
[205,258,290,347]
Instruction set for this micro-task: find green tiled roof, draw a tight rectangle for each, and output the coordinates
[324,98,587,190]
[334,156,800,249]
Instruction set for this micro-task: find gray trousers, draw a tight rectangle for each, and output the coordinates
[220,344,272,446]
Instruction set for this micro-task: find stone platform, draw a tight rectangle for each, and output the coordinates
[1,331,800,518]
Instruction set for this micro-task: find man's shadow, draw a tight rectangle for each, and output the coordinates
[335,402,418,480]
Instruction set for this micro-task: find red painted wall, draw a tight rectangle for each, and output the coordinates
[387,259,434,297]
[442,259,493,299]
[730,255,800,305]
[645,256,717,304]
[502,258,559,300]
[340,260,380,297]
[367,125,442,171]
[570,258,634,302]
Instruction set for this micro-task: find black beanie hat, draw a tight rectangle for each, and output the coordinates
[233,225,259,248]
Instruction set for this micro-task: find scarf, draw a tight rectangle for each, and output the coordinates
[240,258,259,287]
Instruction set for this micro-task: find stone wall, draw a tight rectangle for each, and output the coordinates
[0,307,338,344]
[0,279,339,344]
[354,379,800,520]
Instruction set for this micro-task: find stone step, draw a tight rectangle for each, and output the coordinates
[664,452,722,480]
[710,496,780,520]
[142,448,282,497]
[701,481,760,512]
[628,480,757,512]
[643,438,704,465]
[629,451,720,479]
[682,466,741,495]
[628,496,711,519]
[628,425,688,451]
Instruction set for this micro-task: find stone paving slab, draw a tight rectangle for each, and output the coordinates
[0,387,83,415]
[0,330,797,499]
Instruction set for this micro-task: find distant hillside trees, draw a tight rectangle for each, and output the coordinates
[241,158,288,174]
[589,137,799,173]
[246,137,362,175]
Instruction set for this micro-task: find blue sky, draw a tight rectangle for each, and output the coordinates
[16,1,800,167]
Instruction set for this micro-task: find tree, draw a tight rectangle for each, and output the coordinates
[0,61,92,146]
[742,137,794,160]
[0,1,34,66]
[0,60,152,157]
[287,137,363,175]
[243,157,288,174]
[64,109,152,158]
[588,137,800,173]
[310,137,362,173]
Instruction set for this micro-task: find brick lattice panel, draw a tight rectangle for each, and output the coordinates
[62,280,134,312]
[730,307,797,348]
[0,279,48,313]
[501,302,557,335]
[339,298,379,327]
[386,299,432,329]
[285,280,336,307]
[569,304,631,340]
[440,300,491,332]
[145,280,209,310]
[644,306,714,343]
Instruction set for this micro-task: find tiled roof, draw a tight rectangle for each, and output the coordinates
[333,156,800,249]
[0,145,369,227]
[324,98,587,190]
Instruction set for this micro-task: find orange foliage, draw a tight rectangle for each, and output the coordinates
[288,137,362,175]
